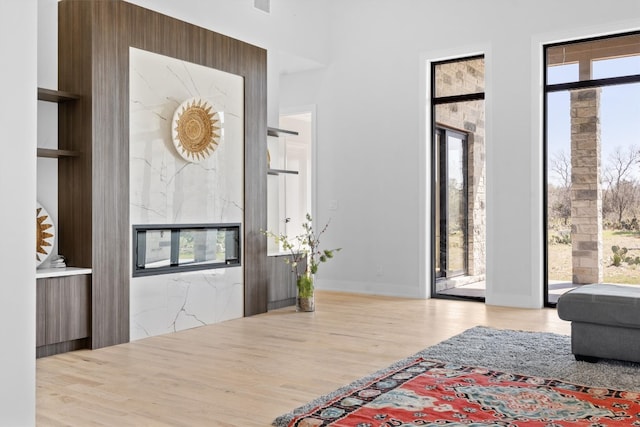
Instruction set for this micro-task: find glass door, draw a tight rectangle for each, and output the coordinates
[431,55,485,300]
[436,128,468,278]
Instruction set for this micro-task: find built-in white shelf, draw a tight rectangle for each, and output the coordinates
[36,267,92,279]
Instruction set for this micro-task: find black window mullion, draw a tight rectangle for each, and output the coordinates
[547,74,640,93]
[433,92,485,105]
[136,230,146,268]
[170,230,180,266]
[439,129,448,275]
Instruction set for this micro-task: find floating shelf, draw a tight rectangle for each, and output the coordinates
[37,88,81,158]
[37,87,80,103]
[267,126,299,137]
[37,148,80,158]
[267,127,299,175]
[268,168,299,176]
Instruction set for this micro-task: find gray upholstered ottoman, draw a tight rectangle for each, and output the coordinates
[557,283,640,363]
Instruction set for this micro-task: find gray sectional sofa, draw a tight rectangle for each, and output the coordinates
[557,283,640,363]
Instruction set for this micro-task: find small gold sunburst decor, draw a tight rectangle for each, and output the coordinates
[36,202,55,267]
[171,98,221,162]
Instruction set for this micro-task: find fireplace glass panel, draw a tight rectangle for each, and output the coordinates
[133,223,240,277]
[139,229,172,269]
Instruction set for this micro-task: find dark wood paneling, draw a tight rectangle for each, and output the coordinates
[87,0,131,349]
[59,0,268,349]
[58,1,93,270]
[243,41,268,315]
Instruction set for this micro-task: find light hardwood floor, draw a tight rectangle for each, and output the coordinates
[37,291,570,426]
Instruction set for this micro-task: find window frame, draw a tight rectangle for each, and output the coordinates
[543,30,640,307]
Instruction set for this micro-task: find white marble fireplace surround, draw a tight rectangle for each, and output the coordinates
[129,47,244,341]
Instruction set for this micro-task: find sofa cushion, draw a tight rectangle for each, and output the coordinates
[557,283,640,328]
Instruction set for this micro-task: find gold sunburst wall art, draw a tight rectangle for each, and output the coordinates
[36,202,55,267]
[171,98,221,162]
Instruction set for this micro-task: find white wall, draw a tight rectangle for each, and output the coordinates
[279,0,640,307]
[0,0,37,424]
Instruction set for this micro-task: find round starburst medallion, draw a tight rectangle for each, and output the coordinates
[36,202,55,267]
[172,98,221,162]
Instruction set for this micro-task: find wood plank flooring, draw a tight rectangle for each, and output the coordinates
[37,291,570,426]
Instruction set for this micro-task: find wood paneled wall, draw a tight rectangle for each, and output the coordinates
[58,0,268,349]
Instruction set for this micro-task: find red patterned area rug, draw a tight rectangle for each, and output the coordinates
[274,358,640,427]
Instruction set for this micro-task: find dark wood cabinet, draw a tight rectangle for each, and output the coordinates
[267,255,306,310]
[36,274,91,358]
[267,255,296,310]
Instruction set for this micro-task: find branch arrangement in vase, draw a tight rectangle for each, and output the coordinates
[262,213,341,299]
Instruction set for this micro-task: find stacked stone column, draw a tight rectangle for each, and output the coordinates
[570,88,603,284]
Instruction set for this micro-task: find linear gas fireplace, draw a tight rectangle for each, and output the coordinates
[132,223,241,277]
